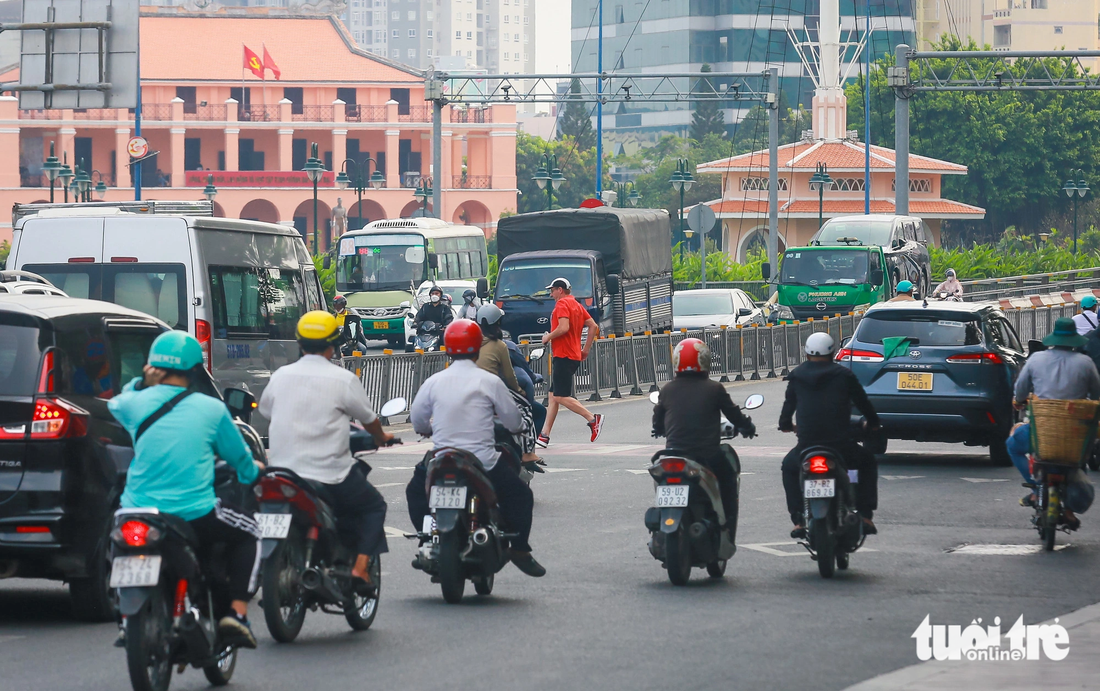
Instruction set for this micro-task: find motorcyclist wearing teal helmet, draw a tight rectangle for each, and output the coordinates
[109,331,263,647]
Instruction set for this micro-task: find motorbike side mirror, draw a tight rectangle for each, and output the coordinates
[529,347,545,361]
[649,391,660,405]
[743,394,764,410]
[476,277,490,300]
[322,255,331,270]
[869,267,884,286]
[379,397,407,418]
[224,387,256,423]
[761,262,771,280]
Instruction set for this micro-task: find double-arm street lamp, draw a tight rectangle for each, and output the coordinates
[42,142,61,203]
[412,176,434,217]
[302,142,326,254]
[532,153,565,210]
[1063,170,1090,254]
[58,155,74,203]
[669,159,694,259]
[336,157,384,229]
[72,161,92,202]
[615,181,639,208]
[88,171,107,201]
[808,162,833,230]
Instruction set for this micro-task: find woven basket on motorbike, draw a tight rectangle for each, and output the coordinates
[1028,398,1100,466]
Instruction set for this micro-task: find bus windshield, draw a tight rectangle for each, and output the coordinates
[780,249,871,286]
[496,258,594,299]
[337,233,427,292]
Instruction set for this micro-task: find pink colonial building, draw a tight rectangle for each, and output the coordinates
[1,10,518,245]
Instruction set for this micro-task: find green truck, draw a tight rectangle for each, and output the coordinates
[765,244,890,322]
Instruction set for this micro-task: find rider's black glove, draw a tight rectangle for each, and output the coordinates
[737,418,756,439]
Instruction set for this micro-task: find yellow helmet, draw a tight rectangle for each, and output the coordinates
[296,310,342,351]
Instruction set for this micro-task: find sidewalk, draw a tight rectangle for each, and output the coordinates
[846,601,1100,690]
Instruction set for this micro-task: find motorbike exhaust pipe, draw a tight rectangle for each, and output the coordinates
[472,528,490,546]
[843,513,861,528]
[300,567,348,605]
[688,522,716,564]
[178,610,213,660]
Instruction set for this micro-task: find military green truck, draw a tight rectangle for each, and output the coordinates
[763,244,890,322]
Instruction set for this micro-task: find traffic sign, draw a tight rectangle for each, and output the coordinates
[687,204,716,235]
[127,136,148,159]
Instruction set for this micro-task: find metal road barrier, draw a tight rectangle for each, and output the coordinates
[342,301,1087,415]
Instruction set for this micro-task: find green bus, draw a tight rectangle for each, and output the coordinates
[335,218,489,346]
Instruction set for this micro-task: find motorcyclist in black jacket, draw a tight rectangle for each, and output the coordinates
[779,332,881,538]
[652,338,756,539]
[414,285,454,332]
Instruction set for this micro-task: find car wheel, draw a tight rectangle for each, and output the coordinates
[71,518,118,622]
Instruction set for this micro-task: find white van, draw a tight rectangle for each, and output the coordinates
[8,201,326,434]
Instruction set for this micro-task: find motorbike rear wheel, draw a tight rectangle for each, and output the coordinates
[473,572,495,595]
[124,585,173,691]
[665,525,692,586]
[705,560,727,578]
[262,537,307,643]
[811,517,837,579]
[438,530,467,604]
[344,556,381,631]
[202,648,238,686]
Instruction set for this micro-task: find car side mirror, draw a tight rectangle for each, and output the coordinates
[322,255,331,270]
[606,274,621,295]
[224,387,256,424]
[476,277,490,299]
[738,308,752,317]
[869,268,884,286]
[761,262,771,280]
[427,252,439,270]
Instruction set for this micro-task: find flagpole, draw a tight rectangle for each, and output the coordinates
[241,43,246,123]
[262,42,268,115]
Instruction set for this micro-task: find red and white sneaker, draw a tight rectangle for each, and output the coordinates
[536,434,550,448]
[588,414,604,442]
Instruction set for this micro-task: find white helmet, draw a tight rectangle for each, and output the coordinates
[805,332,836,357]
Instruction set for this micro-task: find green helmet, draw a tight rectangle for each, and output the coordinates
[148,330,204,371]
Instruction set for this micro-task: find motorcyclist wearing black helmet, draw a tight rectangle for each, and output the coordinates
[414,285,454,332]
[457,289,480,320]
[333,295,368,356]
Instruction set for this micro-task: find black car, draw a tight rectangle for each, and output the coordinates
[837,301,1026,465]
[0,296,167,620]
[812,214,933,297]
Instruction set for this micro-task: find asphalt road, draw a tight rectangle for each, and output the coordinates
[4,378,1100,691]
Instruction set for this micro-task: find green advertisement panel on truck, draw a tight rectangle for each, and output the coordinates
[334,218,488,347]
[771,245,889,323]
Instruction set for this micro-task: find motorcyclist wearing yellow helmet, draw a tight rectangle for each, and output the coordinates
[258,311,394,588]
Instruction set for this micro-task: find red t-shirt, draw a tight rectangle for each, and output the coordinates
[550,295,587,361]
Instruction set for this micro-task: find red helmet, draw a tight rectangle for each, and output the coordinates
[444,319,482,356]
[673,338,711,374]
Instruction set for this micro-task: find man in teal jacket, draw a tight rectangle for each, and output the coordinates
[109,331,262,647]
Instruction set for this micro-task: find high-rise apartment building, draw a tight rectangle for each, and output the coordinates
[571,1,915,142]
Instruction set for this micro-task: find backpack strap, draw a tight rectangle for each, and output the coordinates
[134,388,195,443]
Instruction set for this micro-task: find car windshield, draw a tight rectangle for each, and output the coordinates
[673,293,734,316]
[337,233,427,292]
[780,250,871,286]
[0,323,41,396]
[856,312,984,347]
[815,220,893,246]
[496,258,594,299]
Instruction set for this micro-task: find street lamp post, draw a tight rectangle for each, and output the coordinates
[74,161,92,203]
[614,181,639,208]
[808,162,833,230]
[202,174,218,203]
[87,170,107,200]
[42,142,61,203]
[58,155,73,204]
[412,176,434,216]
[533,153,564,211]
[303,142,326,254]
[1063,169,1090,254]
[669,159,694,260]
[336,156,383,229]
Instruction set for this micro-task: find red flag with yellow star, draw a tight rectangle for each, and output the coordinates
[243,45,264,79]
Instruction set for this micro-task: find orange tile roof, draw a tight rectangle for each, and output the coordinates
[697,140,967,175]
[706,198,985,219]
[138,13,421,83]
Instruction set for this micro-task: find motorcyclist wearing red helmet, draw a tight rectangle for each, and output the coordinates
[406,320,546,577]
[652,338,756,540]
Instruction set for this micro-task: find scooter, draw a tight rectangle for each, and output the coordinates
[255,398,405,642]
[645,392,763,585]
[935,290,963,302]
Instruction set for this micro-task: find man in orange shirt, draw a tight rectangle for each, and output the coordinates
[539,277,604,446]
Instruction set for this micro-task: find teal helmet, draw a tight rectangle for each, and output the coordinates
[148,330,204,371]
[896,280,914,293]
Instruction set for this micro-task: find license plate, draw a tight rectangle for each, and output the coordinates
[256,513,292,539]
[429,486,467,510]
[373,321,389,330]
[109,555,162,588]
[655,485,689,507]
[897,372,933,391]
[804,478,836,498]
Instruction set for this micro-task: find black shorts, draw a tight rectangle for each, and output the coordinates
[550,356,581,399]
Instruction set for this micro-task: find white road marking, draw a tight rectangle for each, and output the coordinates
[739,541,878,556]
[947,543,1070,555]
[384,526,414,538]
[588,444,655,455]
[960,477,1010,483]
[542,468,584,473]
[623,469,650,475]
[373,482,404,488]
[881,475,925,480]
[379,466,418,471]
[0,636,25,643]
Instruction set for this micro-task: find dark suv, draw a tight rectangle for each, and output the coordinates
[836,301,1026,465]
[0,296,166,620]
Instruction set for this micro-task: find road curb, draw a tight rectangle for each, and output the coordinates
[845,600,1100,690]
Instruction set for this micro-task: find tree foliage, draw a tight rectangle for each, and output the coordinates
[515,132,610,213]
[557,80,595,150]
[845,35,1100,235]
[690,64,726,141]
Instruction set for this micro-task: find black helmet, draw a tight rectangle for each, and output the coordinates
[463,289,476,302]
[333,295,347,310]
[429,285,443,295]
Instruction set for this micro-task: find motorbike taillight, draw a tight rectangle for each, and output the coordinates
[259,478,298,501]
[112,520,162,547]
[808,456,830,474]
[661,458,686,473]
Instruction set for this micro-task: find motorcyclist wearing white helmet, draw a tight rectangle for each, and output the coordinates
[778,332,882,537]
